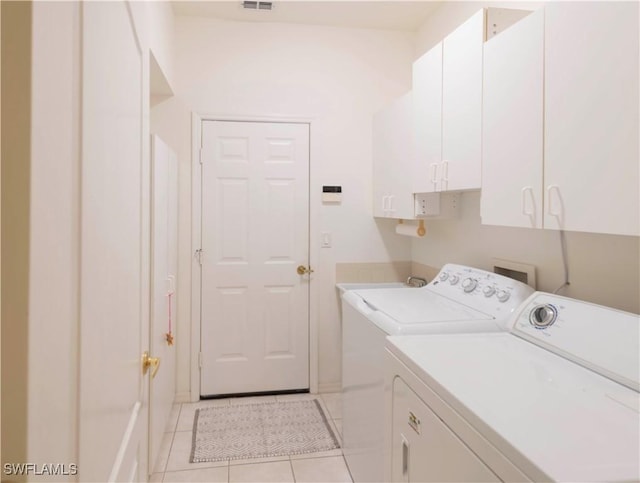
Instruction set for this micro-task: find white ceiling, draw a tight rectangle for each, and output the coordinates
[171,1,443,32]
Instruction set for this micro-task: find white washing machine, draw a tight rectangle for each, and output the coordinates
[385,293,640,482]
[341,264,534,483]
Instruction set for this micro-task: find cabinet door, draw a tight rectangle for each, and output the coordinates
[544,2,639,236]
[442,9,485,192]
[481,9,544,229]
[390,92,416,219]
[373,91,415,219]
[391,377,499,482]
[373,107,391,217]
[413,43,443,194]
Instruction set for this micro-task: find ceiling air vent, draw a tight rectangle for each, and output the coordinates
[242,1,273,10]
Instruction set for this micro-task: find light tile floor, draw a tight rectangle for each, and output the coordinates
[151,392,353,483]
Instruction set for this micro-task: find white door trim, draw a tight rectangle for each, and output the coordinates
[190,111,319,402]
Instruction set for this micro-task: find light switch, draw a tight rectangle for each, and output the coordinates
[321,232,332,248]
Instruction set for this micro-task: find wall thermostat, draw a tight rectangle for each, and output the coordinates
[322,186,342,203]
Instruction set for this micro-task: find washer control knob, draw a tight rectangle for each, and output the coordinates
[496,289,510,302]
[529,304,558,329]
[449,274,459,285]
[461,278,477,293]
[439,272,449,282]
[483,286,496,297]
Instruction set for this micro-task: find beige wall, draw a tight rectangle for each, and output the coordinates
[411,2,639,314]
[152,16,414,397]
[1,2,31,474]
[0,0,2,461]
[412,193,640,313]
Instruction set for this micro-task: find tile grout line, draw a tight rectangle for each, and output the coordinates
[289,457,297,483]
[164,403,182,472]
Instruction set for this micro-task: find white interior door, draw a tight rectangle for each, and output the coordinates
[200,120,310,396]
[149,135,178,472]
[80,2,148,481]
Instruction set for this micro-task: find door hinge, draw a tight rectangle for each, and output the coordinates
[198,352,203,368]
[195,248,203,265]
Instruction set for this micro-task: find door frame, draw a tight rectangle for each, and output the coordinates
[190,112,318,402]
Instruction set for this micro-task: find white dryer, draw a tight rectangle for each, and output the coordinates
[385,293,640,482]
[341,264,534,483]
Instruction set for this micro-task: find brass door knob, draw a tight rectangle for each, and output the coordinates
[142,351,161,378]
[297,265,314,275]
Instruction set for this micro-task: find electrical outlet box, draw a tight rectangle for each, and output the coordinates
[493,258,537,289]
[414,193,441,217]
[414,192,460,219]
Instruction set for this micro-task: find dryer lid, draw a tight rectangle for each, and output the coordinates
[387,332,640,482]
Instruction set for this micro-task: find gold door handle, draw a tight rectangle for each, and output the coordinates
[297,265,314,275]
[142,351,161,378]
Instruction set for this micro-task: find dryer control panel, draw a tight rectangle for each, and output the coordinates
[429,264,534,325]
[512,292,640,392]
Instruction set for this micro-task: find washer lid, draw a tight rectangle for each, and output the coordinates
[387,333,640,482]
[354,287,492,324]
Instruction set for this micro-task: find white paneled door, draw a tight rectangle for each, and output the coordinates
[80,2,148,481]
[150,135,178,471]
[200,121,310,396]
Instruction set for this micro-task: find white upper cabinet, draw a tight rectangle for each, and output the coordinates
[414,10,485,193]
[481,9,544,229]
[413,43,443,194]
[544,2,639,236]
[373,91,416,219]
[441,9,485,192]
[482,3,639,237]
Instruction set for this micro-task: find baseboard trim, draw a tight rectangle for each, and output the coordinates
[174,391,193,403]
[318,382,342,394]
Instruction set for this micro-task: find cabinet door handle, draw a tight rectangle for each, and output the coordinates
[389,195,395,214]
[430,163,438,185]
[382,195,388,214]
[441,160,449,190]
[521,186,534,216]
[401,434,409,482]
[546,185,561,217]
